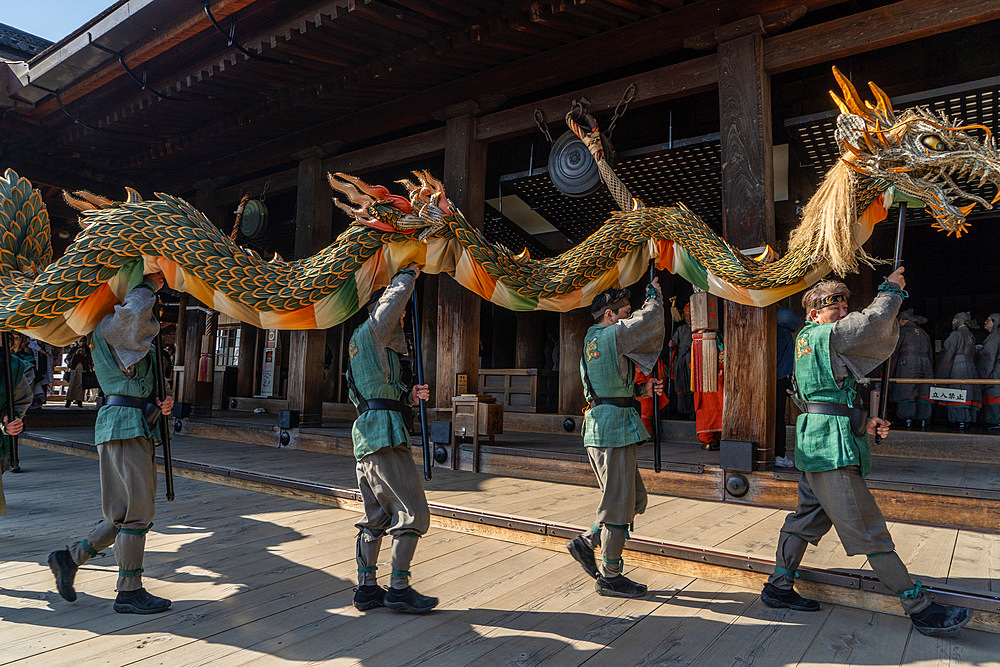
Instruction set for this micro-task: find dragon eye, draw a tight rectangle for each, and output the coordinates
[922,135,945,151]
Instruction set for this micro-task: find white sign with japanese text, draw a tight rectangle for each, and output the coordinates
[929,387,967,403]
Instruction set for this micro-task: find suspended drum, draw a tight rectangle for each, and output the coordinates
[239,199,269,239]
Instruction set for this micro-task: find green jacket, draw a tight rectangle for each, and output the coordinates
[348,271,416,460]
[580,324,648,448]
[93,322,157,446]
[0,354,33,466]
[793,321,871,475]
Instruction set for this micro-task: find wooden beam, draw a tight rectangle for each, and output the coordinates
[166,0,838,186]
[763,0,1000,74]
[717,31,777,469]
[477,55,717,143]
[323,128,446,174]
[434,111,486,408]
[286,148,333,426]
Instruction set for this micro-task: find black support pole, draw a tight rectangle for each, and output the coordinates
[875,202,906,445]
[151,297,175,500]
[411,288,432,481]
[2,332,20,473]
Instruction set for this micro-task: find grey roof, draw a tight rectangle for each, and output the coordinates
[0,22,52,60]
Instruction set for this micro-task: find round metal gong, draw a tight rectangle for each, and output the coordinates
[547,130,614,197]
[240,199,269,239]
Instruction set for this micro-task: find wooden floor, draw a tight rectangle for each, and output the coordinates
[2,448,997,666]
[20,427,1000,598]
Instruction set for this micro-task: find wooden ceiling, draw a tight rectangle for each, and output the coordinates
[4,0,852,192]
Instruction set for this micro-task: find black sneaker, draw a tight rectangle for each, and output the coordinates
[909,603,971,636]
[353,584,387,611]
[595,574,647,598]
[47,550,79,602]
[384,586,438,613]
[760,583,820,611]
[113,588,171,614]
[566,537,599,579]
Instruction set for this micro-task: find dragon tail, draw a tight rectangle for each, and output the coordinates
[0,169,52,282]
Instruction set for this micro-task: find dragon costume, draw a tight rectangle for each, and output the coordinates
[1,68,998,346]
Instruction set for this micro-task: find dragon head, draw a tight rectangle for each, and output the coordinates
[830,67,1000,237]
[329,171,451,241]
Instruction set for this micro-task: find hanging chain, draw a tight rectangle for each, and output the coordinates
[605,82,637,138]
[259,178,270,203]
[533,108,554,144]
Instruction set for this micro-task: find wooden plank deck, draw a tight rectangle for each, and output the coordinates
[18,426,1000,599]
[2,447,997,666]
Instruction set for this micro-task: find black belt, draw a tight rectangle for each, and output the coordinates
[801,401,867,437]
[105,394,162,427]
[105,395,148,409]
[590,396,642,411]
[357,398,407,415]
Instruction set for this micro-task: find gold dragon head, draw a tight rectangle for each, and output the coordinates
[830,66,1000,237]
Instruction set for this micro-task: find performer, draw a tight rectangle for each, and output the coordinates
[0,337,33,516]
[348,264,437,614]
[668,303,694,418]
[889,309,933,429]
[693,335,723,451]
[936,312,981,428]
[65,336,92,408]
[976,313,1000,429]
[762,268,971,637]
[48,274,174,614]
[566,279,664,598]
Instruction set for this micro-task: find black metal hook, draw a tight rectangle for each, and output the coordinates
[29,83,104,133]
[88,34,178,102]
[200,0,292,65]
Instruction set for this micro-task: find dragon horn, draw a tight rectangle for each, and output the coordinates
[62,190,98,212]
[327,172,372,207]
[831,66,874,121]
[867,81,895,122]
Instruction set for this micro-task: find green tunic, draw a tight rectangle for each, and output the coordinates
[348,320,411,461]
[793,321,871,476]
[0,354,32,464]
[580,324,648,448]
[93,325,156,446]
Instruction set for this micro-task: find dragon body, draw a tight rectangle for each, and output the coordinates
[2,69,998,346]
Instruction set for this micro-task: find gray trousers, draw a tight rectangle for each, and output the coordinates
[580,443,648,577]
[355,445,430,589]
[770,467,929,614]
[69,437,157,592]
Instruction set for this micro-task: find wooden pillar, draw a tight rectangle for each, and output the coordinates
[286,148,333,426]
[236,324,258,398]
[559,309,592,416]
[515,312,546,369]
[435,108,486,407]
[181,304,213,416]
[718,24,777,468]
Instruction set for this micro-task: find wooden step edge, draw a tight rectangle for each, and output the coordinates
[20,434,1000,635]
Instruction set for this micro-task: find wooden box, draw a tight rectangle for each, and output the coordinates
[451,394,504,436]
[478,368,558,413]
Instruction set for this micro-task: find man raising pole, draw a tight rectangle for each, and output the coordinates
[761,266,971,637]
[567,277,664,597]
[348,263,437,614]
